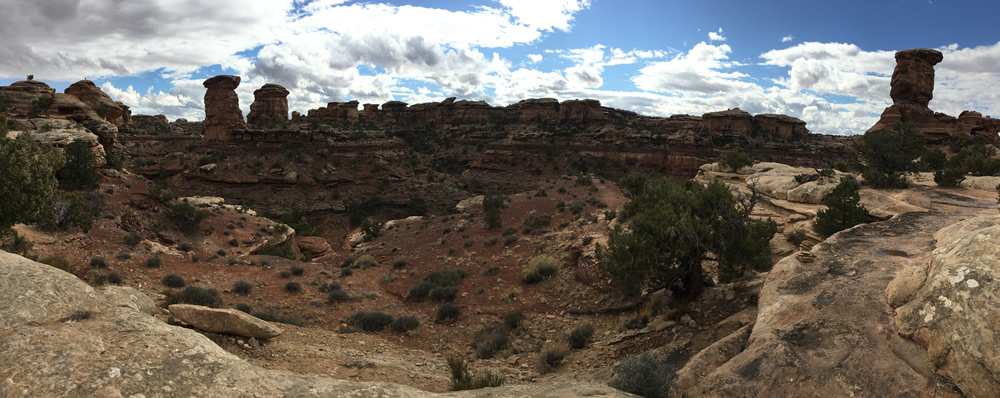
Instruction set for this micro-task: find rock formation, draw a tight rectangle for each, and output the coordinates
[0,79,122,147]
[0,80,55,116]
[64,79,131,125]
[868,49,1000,145]
[247,83,289,126]
[169,304,283,339]
[891,216,1000,397]
[202,75,245,142]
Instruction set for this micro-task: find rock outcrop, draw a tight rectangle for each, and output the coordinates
[0,250,630,397]
[868,49,1000,145]
[202,75,245,142]
[0,80,55,116]
[64,79,131,125]
[169,304,283,339]
[891,216,1000,397]
[247,83,289,127]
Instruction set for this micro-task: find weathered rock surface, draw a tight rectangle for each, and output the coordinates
[247,83,290,126]
[169,304,284,339]
[101,285,158,315]
[0,251,631,397]
[64,79,131,125]
[0,80,55,116]
[202,75,245,141]
[868,49,1000,145]
[892,216,1000,397]
[297,235,333,256]
[678,187,995,397]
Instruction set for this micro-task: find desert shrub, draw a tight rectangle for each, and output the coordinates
[235,303,253,313]
[116,251,132,260]
[538,342,571,374]
[786,227,808,246]
[145,256,163,268]
[27,95,53,118]
[607,351,673,398]
[341,256,356,267]
[340,268,353,277]
[391,315,420,333]
[447,355,504,391]
[473,323,510,359]
[934,167,966,187]
[424,269,466,286]
[90,256,108,268]
[407,280,435,301]
[482,193,505,229]
[279,270,292,278]
[169,202,209,234]
[0,231,33,257]
[257,241,296,260]
[90,271,122,286]
[503,236,518,246]
[502,226,517,236]
[326,286,351,303]
[392,258,407,268]
[233,279,253,295]
[814,178,868,238]
[619,171,648,197]
[123,233,142,247]
[483,237,499,247]
[228,238,239,247]
[436,303,460,322]
[429,286,459,302]
[522,212,553,230]
[161,274,185,288]
[252,312,303,326]
[568,323,595,349]
[463,238,475,247]
[720,149,754,170]
[284,281,302,293]
[354,254,377,269]
[568,200,586,214]
[482,266,500,276]
[56,140,101,191]
[177,286,223,308]
[291,266,305,276]
[178,242,192,252]
[0,134,63,239]
[503,310,524,330]
[35,191,93,233]
[40,256,70,271]
[348,311,393,332]
[522,255,559,284]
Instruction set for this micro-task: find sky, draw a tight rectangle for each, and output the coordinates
[1,0,999,135]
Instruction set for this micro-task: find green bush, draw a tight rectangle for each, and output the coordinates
[169,202,209,234]
[523,212,552,229]
[348,311,393,332]
[291,266,305,276]
[502,226,517,236]
[235,303,253,313]
[473,323,510,359]
[424,269,466,286]
[934,168,966,187]
[429,286,458,302]
[56,140,101,191]
[40,256,70,271]
[145,256,163,268]
[483,193,504,229]
[27,95,52,118]
[90,256,108,268]
[522,255,559,284]
[407,281,435,301]
[720,149,754,170]
[123,233,141,247]
[391,315,420,333]
[814,178,868,238]
[233,279,253,295]
[162,274,185,288]
[228,238,239,247]
[436,303,460,322]
[175,286,223,308]
[326,286,351,303]
[284,281,302,293]
[855,125,923,188]
[503,236,518,246]
[0,134,64,239]
[35,191,93,233]
[354,254,377,269]
[568,323,595,349]
[0,231,33,257]
[257,241,296,260]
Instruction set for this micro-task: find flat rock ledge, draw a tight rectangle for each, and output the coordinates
[169,304,284,339]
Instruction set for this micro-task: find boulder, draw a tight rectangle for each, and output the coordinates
[0,80,55,117]
[247,83,290,126]
[892,217,1000,397]
[64,79,130,125]
[786,178,837,204]
[168,304,283,339]
[889,49,943,107]
[202,75,245,141]
[297,236,332,256]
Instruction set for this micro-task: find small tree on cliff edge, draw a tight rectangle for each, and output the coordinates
[596,177,776,298]
[814,177,868,237]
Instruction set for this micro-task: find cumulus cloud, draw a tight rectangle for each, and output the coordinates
[708,28,726,42]
[782,35,794,43]
[527,54,543,63]
[633,42,751,94]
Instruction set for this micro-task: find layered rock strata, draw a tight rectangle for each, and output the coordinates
[202,75,245,142]
[247,83,289,126]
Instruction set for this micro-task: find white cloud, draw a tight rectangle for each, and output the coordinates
[497,0,591,32]
[782,35,794,43]
[527,54,543,63]
[708,28,726,42]
[633,42,751,94]
[761,42,895,100]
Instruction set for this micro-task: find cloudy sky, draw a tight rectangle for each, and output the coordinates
[1,0,998,135]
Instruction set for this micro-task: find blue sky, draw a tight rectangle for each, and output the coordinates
[2,0,998,135]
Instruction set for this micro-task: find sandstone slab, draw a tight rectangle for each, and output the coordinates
[169,304,283,339]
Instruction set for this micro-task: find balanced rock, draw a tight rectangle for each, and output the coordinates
[247,83,289,126]
[890,49,943,107]
[892,217,1000,397]
[203,75,245,142]
[169,304,283,339]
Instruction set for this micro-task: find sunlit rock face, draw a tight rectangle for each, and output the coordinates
[247,83,289,127]
[202,75,245,142]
